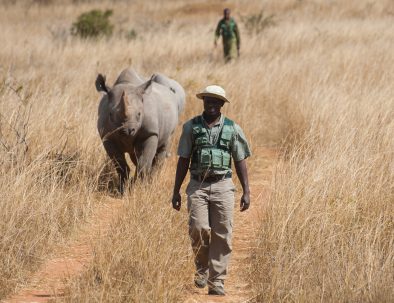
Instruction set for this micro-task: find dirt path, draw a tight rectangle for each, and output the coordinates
[3,197,124,303]
[3,147,276,303]
[184,147,276,303]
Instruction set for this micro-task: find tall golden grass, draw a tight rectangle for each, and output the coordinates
[0,0,393,301]
[251,101,393,301]
[245,2,394,302]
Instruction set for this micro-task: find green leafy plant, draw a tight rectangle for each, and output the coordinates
[32,0,53,4]
[71,9,114,39]
[240,10,276,35]
[125,29,137,41]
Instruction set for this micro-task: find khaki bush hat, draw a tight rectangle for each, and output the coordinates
[196,85,230,103]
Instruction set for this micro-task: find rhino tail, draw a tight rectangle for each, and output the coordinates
[95,74,110,93]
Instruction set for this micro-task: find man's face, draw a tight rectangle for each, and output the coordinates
[224,9,231,20]
[203,97,225,116]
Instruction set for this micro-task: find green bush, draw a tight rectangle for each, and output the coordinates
[32,0,53,5]
[240,10,276,35]
[71,9,114,39]
[125,29,137,41]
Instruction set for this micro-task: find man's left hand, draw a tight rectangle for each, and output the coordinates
[240,192,250,212]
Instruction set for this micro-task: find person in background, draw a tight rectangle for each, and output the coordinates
[214,8,241,62]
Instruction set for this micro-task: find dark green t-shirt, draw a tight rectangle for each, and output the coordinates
[215,17,240,42]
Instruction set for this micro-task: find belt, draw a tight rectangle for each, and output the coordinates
[191,172,232,183]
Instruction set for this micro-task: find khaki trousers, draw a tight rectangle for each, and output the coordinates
[186,178,235,286]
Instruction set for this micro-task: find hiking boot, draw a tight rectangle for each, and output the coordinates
[194,276,207,288]
[208,285,225,296]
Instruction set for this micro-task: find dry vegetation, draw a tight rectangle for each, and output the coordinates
[0,0,393,302]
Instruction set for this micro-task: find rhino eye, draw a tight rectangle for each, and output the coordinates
[137,112,141,121]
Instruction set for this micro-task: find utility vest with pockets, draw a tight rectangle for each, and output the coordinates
[190,116,235,173]
[219,18,237,40]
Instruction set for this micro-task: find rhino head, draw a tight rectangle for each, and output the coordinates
[96,74,152,138]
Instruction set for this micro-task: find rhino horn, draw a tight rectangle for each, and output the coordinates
[95,73,110,93]
[136,79,153,98]
[119,91,128,118]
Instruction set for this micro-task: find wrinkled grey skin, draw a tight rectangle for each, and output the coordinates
[96,68,185,193]
[151,73,186,113]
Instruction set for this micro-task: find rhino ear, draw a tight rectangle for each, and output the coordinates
[136,79,153,97]
[95,73,110,93]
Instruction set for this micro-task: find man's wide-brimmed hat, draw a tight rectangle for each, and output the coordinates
[196,85,230,103]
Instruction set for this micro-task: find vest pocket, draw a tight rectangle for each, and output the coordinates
[222,152,231,167]
[219,138,230,149]
[211,149,222,168]
[196,136,209,145]
[199,149,211,169]
[219,131,232,149]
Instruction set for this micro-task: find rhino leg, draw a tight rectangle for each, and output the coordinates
[103,140,130,194]
[136,135,158,178]
[153,139,170,168]
[128,151,139,181]
[153,148,166,167]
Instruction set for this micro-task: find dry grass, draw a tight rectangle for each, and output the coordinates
[250,100,393,302]
[61,165,192,302]
[0,0,393,302]
[245,2,394,302]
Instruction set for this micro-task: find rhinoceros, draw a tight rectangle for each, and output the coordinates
[95,68,185,193]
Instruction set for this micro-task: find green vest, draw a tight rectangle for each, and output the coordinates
[190,116,235,173]
[218,18,237,40]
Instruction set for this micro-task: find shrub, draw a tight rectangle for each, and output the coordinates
[71,9,114,39]
[33,0,53,4]
[125,28,137,41]
[240,10,275,35]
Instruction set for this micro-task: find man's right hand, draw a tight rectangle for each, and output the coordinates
[172,192,181,211]
[172,157,190,211]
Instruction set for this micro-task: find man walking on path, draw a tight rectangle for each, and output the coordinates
[214,8,241,62]
[172,85,251,296]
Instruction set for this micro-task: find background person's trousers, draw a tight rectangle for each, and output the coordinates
[223,37,237,62]
[186,178,235,285]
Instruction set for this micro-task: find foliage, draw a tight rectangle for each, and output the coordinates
[240,10,275,35]
[32,0,53,5]
[71,9,113,39]
[125,28,137,41]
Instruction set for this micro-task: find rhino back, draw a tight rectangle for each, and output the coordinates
[114,68,146,86]
[152,73,186,114]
